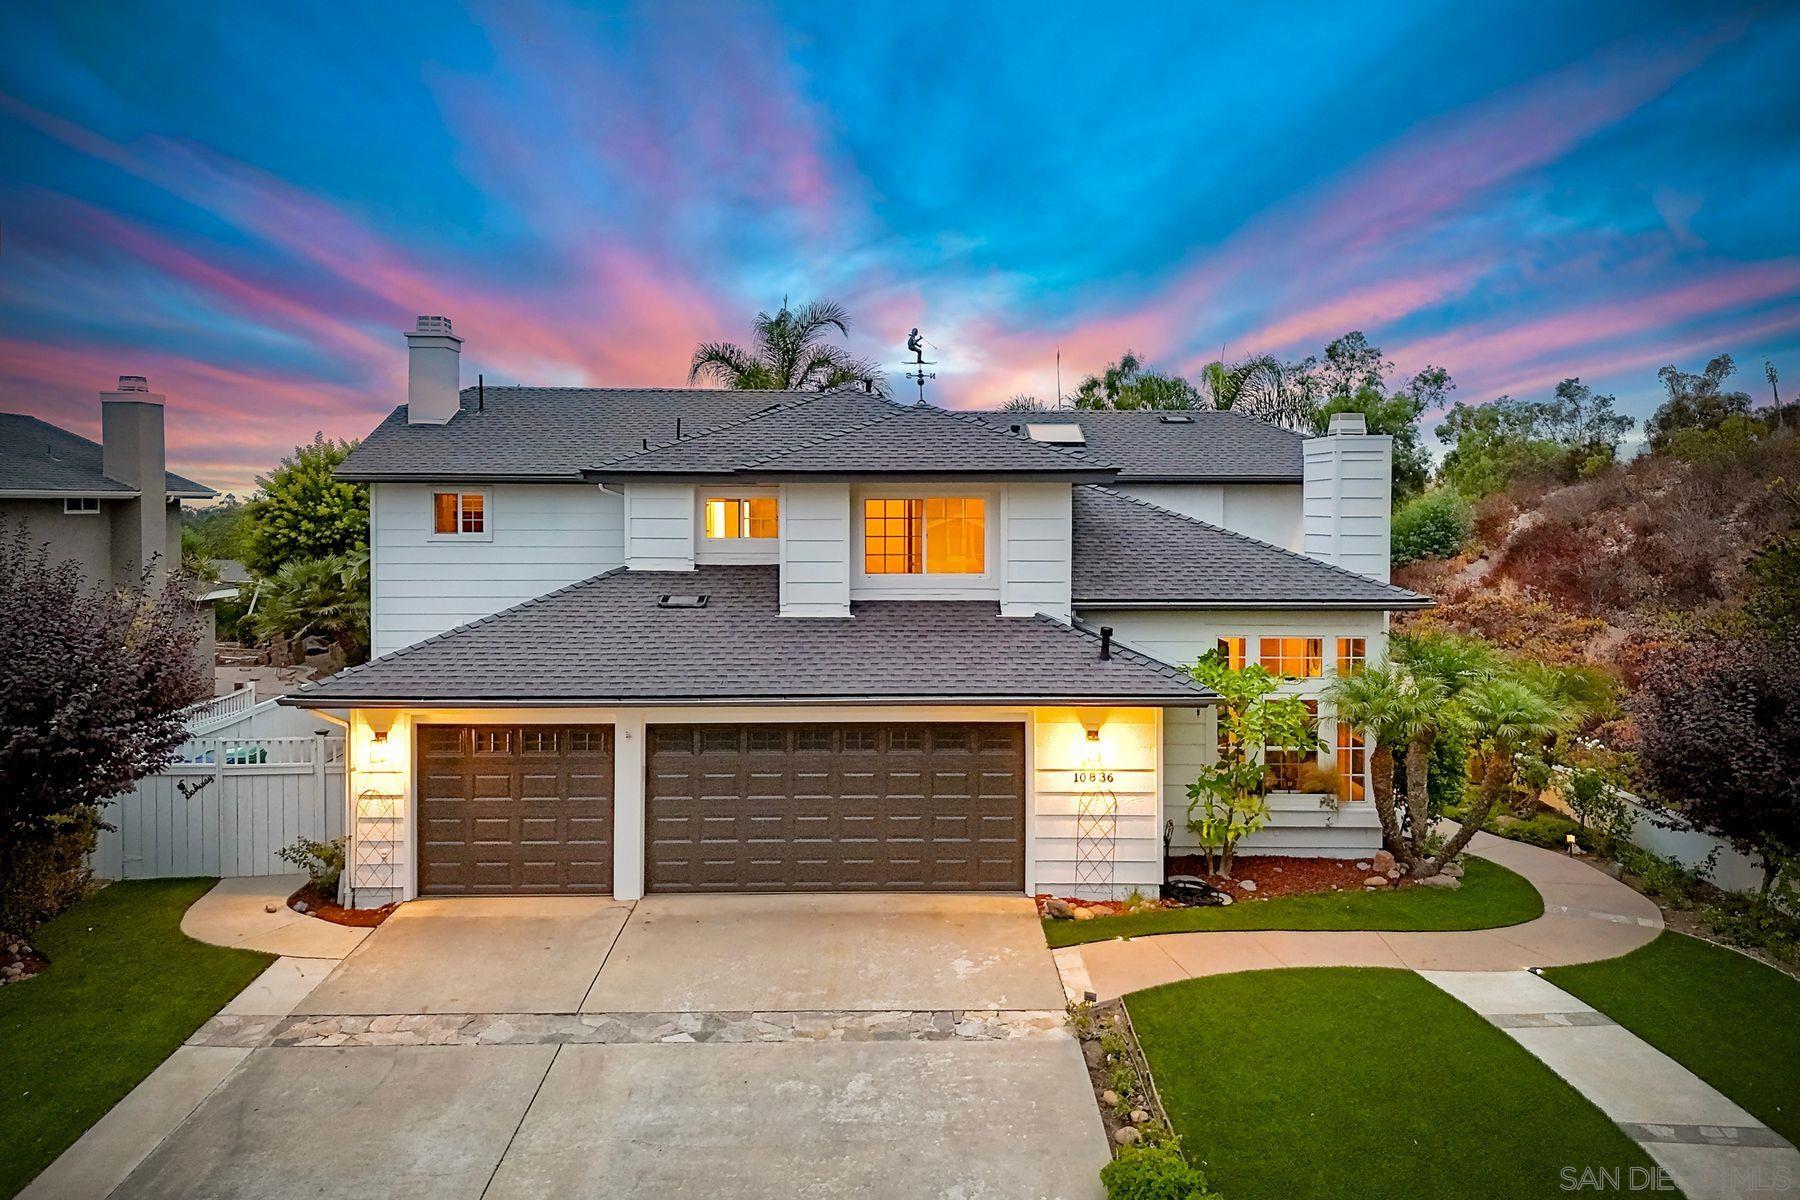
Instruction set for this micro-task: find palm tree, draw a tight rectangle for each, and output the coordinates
[1326,664,1449,868]
[252,554,370,662]
[688,299,887,396]
[1444,674,1579,864]
[1199,354,1320,429]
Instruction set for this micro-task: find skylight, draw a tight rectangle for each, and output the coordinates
[1025,422,1087,445]
[657,594,709,609]
[1157,413,1194,424]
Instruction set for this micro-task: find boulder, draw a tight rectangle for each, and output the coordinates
[1386,867,1403,880]
[1355,861,1372,871]
[1072,907,1096,921]
[1044,898,1075,920]
[1237,879,1257,892]
[1372,849,1396,874]
[1130,1109,1152,1124]
[1100,1089,1120,1107]
[1442,861,1465,878]
[1364,876,1389,888]
[1113,1126,1143,1146]
[1419,874,1461,889]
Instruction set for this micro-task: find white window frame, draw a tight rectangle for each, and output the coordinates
[852,485,999,596]
[694,487,780,565]
[428,487,493,542]
[64,496,101,514]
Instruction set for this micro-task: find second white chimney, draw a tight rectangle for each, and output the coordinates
[1302,411,1392,582]
[405,315,462,424]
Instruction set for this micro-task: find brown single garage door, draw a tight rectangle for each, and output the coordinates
[646,722,1025,893]
[416,725,614,895]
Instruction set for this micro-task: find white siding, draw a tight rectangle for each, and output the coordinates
[1303,432,1392,581]
[693,486,781,565]
[371,483,624,655]
[1113,482,1304,552]
[624,482,696,571]
[1080,607,1388,862]
[850,484,1002,602]
[780,483,852,617]
[1001,483,1072,619]
[1032,706,1162,899]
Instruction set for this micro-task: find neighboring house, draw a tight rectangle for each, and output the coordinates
[288,317,1429,908]
[0,376,223,669]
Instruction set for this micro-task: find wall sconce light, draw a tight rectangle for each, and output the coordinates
[1085,727,1101,743]
[368,729,392,768]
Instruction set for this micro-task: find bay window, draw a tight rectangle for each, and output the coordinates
[863,496,986,575]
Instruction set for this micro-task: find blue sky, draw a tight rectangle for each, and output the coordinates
[3,0,1797,495]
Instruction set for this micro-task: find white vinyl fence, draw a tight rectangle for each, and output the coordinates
[92,705,347,880]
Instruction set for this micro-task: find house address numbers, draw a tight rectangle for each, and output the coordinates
[1072,770,1116,784]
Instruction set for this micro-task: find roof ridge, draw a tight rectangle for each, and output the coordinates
[969,406,1309,442]
[734,406,912,468]
[586,393,849,469]
[1079,484,1428,601]
[458,385,832,396]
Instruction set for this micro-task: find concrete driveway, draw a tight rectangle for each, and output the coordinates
[113,893,1107,1199]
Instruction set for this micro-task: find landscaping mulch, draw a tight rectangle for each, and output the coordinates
[288,884,394,928]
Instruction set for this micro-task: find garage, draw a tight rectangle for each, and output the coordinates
[415,724,615,895]
[645,722,1026,893]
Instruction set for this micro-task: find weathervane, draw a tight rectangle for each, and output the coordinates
[900,327,937,405]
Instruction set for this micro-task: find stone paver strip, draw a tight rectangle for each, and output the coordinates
[189,1007,1073,1048]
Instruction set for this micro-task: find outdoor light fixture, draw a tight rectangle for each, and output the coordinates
[1086,728,1102,743]
[368,729,392,768]
[1565,832,1578,856]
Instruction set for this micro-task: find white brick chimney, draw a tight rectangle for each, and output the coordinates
[1302,411,1392,582]
[405,315,462,424]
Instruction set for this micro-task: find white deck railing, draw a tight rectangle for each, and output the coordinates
[179,682,258,733]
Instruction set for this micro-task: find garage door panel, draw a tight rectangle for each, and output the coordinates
[646,723,1023,893]
[417,725,614,896]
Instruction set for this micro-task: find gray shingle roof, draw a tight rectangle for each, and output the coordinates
[0,413,214,497]
[1071,486,1430,609]
[284,564,1213,707]
[974,409,1305,481]
[335,388,819,482]
[585,391,901,475]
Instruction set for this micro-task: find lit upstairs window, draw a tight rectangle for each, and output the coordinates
[863,497,986,575]
[1216,636,1247,669]
[705,497,778,539]
[1337,637,1367,674]
[1260,636,1324,678]
[433,491,487,536]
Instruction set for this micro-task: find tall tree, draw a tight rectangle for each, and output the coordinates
[244,435,369,576]
[1632,633,1799,893]
[1317,331,1391,397]
[1198,354,1319,429]
[1070,351,1200,410]
[1646,354,1752,452]
[1547,377,1634,458]
[689,299,887,397]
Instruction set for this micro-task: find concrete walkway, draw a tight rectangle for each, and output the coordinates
[1054,832,1663,1002]
[1426,970,1800,1200]
[179,873,371,959]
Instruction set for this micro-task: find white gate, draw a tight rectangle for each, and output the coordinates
[92,732,347,880]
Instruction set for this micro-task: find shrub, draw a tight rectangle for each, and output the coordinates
[0,809,101,935]
[1493,811,1582,850]
[1101,1143,1222,1200]
[277,837,346,895]
[1392,490,1473,565]
[1699,892,1800,966]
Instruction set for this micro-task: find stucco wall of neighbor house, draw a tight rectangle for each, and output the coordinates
[369,483,625,656]
[0,496,117,582]
[1113,482,1305,552]
[336,703,1166,907]
[1078,608,1387,860]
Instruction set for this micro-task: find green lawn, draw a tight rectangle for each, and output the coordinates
[1546,932,1800,1146]
[1127,968,1667,1200]
[1044,856,1542,948]
[0,879,274,1198]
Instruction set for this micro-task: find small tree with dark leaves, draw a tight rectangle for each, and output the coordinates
[1631,633,1800,894]
[0,527,208,932]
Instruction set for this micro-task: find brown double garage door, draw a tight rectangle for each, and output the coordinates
[416,722,1025,896]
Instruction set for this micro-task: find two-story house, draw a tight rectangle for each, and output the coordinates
[1,376,226,669]
[288,317,1429,908]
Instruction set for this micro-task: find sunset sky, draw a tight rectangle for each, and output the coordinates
[3,1,1797,498]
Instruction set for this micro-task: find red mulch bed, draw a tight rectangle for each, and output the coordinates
[1037,855,1390,915]
[288,883,395,928]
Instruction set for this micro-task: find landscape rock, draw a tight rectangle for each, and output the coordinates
[1442,861,1465,878]
[1100,1089,1120,1107]
[1043,898,1074,920]
[1130,1109,1152,1124]
[1364,876,1389,888]
[293,901,309,914]
[1419,874,1461,889]
[1386,867,1403,880]
[1113,1127,1142,1146]
[1072,907,1096,921]
[1237,880,1257,892]
[1355,861,1372,871]
[1372,850,1396,873]
[264,903,278,914]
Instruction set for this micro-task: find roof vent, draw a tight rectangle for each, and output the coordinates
[1157,413,1193,424]
[1026,422,1086,445]
[657,594,709,609]
[116,375,149,392]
